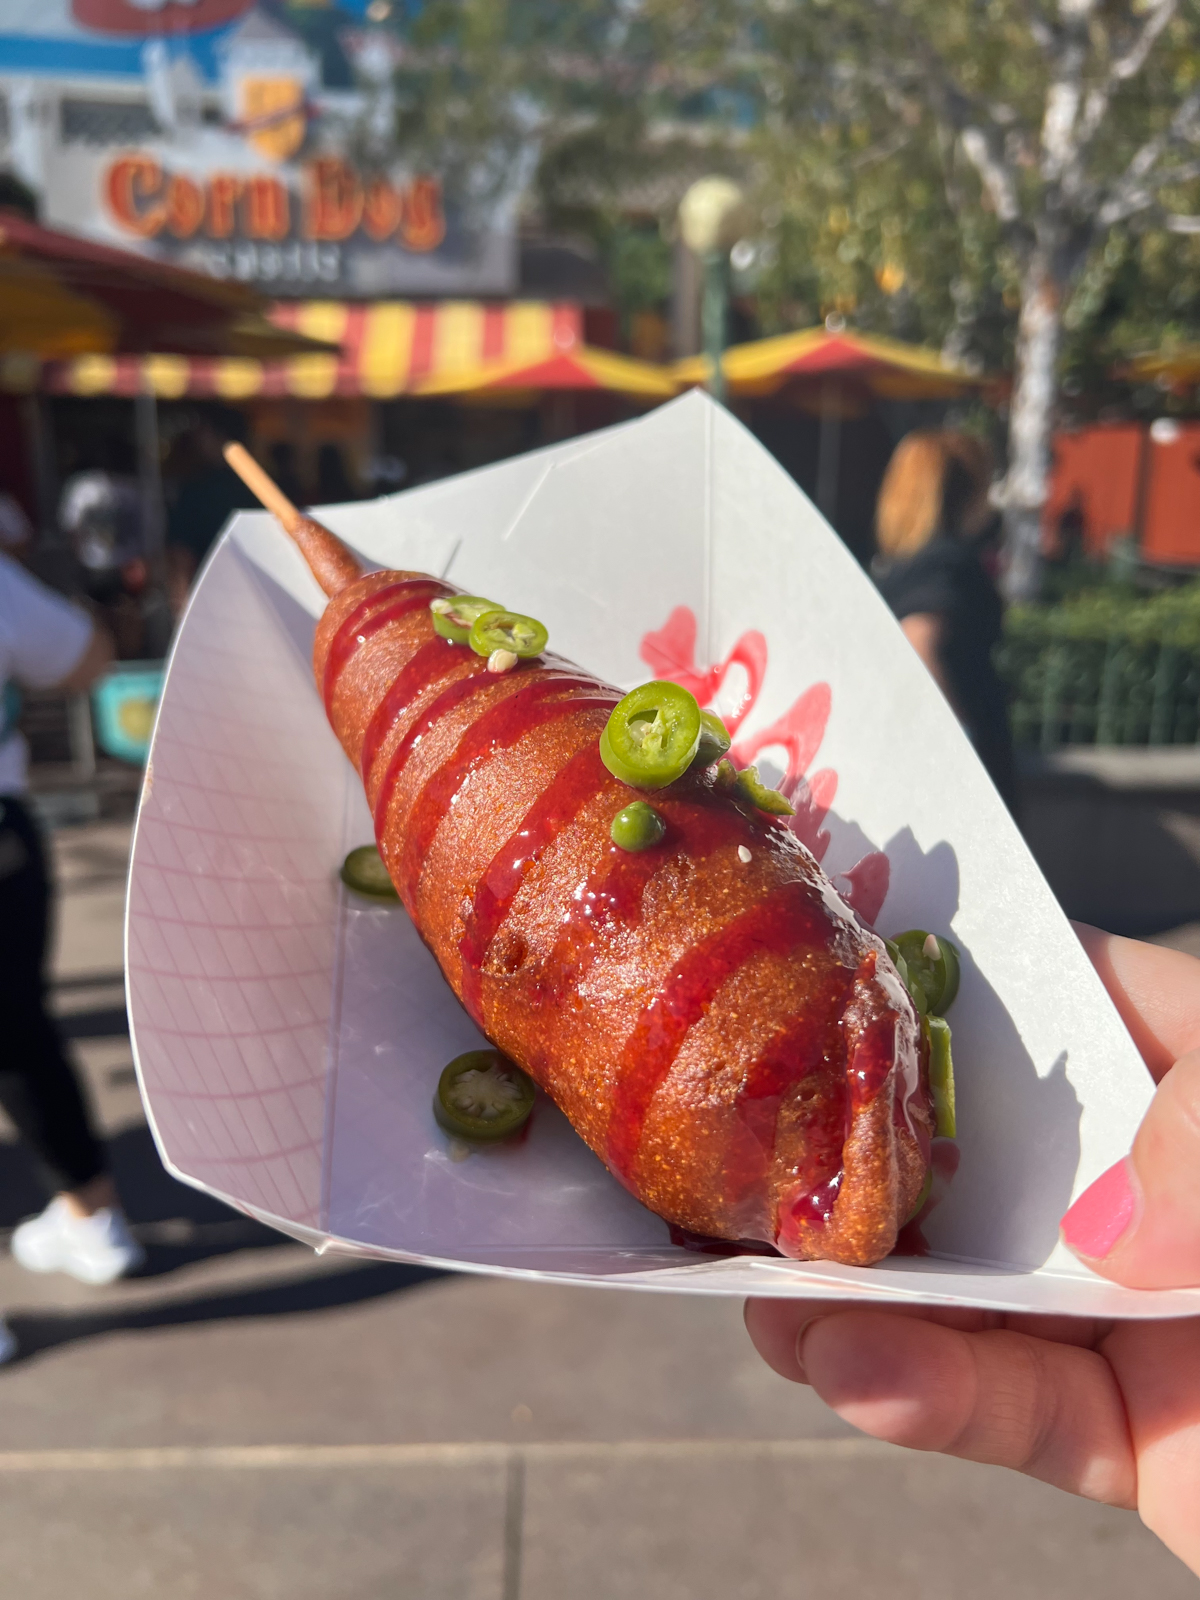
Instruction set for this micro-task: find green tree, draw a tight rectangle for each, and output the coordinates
[658,0,1200,596]
[383,1,1200,593]
[383,0,724,323]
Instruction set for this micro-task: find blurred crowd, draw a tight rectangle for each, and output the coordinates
[5,417,378,668]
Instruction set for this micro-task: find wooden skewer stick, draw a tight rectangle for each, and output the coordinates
[224,441,303,534]
[223,441,362,599]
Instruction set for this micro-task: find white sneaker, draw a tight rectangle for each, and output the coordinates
[0,1319,16,1365]
[11,1198,145,1286]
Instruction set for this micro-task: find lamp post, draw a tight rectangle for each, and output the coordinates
[678,177,751,407]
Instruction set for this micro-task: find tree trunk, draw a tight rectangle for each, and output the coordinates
[1001,248,1064,603]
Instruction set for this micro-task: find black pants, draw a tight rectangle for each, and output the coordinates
[0,797,106,1193]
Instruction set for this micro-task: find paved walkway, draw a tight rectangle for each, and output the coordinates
[0,820,1192,1597]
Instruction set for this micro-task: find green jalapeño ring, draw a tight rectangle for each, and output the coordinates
[340,844,399,900]
[468,610,549,660]
[599,681,702,790]
[430,596,503,646]
[433,1050,536,1143]
[890,929,961,1016]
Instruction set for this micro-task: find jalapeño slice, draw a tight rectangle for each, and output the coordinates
[694,710,732,766]
[884,939,920,1014]
[925,1015,956,1138]
[734,764,795,816]
[891,929,961,1016]
[430,596,503,645]
[468,610,548,660]
[599,682,702,790]
[433,1050,536,1142]
[340,845,399,900]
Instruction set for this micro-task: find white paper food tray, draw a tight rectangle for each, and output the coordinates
[125,392,1199,1318]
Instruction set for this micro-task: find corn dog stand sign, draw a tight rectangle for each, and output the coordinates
[126,393,1200,1317]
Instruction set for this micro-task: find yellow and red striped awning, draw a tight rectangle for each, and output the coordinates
[12,300,584,402]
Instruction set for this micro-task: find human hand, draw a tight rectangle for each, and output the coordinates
[744,926,1200,1574]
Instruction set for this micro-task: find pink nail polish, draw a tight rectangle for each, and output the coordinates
[1061,1159,1138,1260]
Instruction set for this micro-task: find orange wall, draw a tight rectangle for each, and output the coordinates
[1043,422,1200,567]
[1141,425,1200,565]
[1042,425,1143,558]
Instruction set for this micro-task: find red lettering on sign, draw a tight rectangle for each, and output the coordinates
[362,176,403,241]
[165,174,204,238]
[304,158,363,241]
[206,174,243,238]
[244,175,290,240]
[402,176,445,252]
[104,156,166,237]
[102,153,448,255]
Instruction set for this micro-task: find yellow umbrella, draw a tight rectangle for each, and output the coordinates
[0,272,116,359]
[673,326,984,400]
[674,326,989,524]
[416,343,679,400]
[1120,348,1200,387]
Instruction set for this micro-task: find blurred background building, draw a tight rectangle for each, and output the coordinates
[3,0,1200,923]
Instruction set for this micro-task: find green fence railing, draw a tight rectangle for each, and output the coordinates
[995,587,1200,750]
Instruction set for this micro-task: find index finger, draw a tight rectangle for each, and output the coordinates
[1073,922,1200,1082]
[743,1298,1105,1386]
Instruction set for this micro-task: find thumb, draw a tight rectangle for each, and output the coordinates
[1061,1047,1200,1289]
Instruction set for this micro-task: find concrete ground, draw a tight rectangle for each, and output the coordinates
[0,818,1193,1598]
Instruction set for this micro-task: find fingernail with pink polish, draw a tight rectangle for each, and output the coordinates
[1060,1158,1139,1261]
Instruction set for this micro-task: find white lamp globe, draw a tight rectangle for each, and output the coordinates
[678,177,752,256]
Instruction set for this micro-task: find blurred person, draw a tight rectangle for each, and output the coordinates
[0,550,144,1286]
[872,431,1016,811]
[0,492,32,556]
[1041,491,1095,602]
[745,925,1200,1578]
[58,471,142,585]
[267,439,305,508]
[364,454,408,495]
[165,420,257,612]
[58,470,150,658]
[410,449,456,487]
[315,441,356,504]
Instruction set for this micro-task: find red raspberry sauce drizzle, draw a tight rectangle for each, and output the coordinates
[846,950,927,1153]
[358,635,462,782]
[606,882,831,1184]
[459,743,612,1021]
[321,579,448,716]
[397,676,619,908]
[722,993,854,1239]
[537,800,761,1007]
[373,665,495,846]
[850,1009,901,1112]
[783,1173,844,1235]
[373,667,608,859]
[775,967,917,1254]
